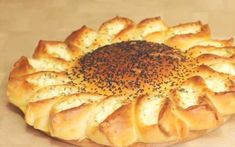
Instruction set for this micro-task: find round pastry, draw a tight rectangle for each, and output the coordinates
[7,16,235,147]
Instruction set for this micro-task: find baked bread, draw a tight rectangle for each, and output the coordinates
[7,16,235,147]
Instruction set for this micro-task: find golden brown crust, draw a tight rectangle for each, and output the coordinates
[33,40,73,61]
[65,26,97,53]
[9,56,36,78]
[7,16,235,147]
[165,24,211,51]
[100,102,137,146]
[144,21,203,45]
[98,16,134,35]
[66,126,227,147]
[187,46,235,58]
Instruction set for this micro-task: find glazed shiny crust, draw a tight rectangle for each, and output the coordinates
[7,16,235,147]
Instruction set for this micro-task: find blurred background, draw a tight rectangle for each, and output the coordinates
[1,0,235,146]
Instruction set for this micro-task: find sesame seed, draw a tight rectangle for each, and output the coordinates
[68,40,198,97]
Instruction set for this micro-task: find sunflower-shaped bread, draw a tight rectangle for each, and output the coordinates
[7,16,235,147]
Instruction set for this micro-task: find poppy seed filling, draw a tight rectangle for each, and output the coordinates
[70,41,197,96]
